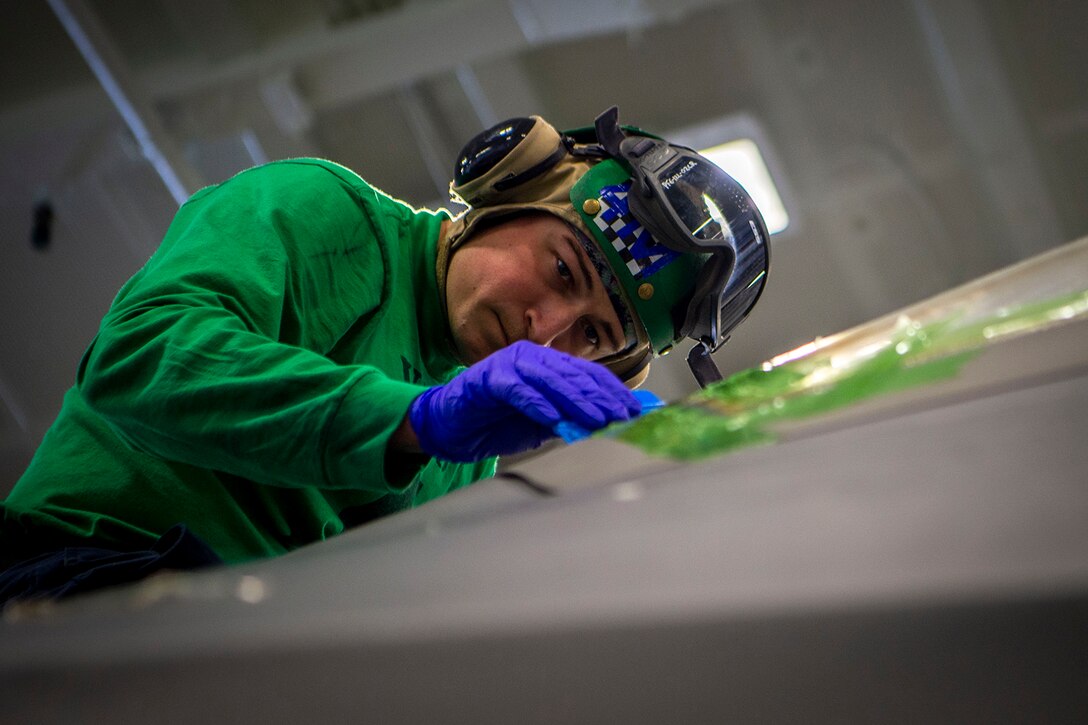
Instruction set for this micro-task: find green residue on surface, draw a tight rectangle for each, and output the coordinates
[614,343,975,461]
[608,288,1088,461]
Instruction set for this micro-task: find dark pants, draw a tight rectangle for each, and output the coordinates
[0,524,222,606]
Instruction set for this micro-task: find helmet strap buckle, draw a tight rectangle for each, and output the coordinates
[594,106,626,158]
[687,339,724,389]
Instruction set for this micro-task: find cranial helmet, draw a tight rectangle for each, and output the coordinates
[445,107,770,388]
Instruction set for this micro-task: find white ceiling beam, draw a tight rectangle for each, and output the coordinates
[47,0,205,205]
[909,0,1064,261]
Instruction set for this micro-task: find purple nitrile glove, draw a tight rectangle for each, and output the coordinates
[408,340,641,462]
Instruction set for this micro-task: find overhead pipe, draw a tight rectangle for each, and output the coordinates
[47,0,204,206]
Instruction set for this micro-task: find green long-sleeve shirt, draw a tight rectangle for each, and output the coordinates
[3,159,494,564]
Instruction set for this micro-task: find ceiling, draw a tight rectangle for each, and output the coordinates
[1,0,1086,491]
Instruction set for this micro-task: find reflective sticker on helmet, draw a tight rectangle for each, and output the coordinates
[593,182,680,280]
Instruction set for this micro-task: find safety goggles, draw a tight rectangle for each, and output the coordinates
[589,107,771,381]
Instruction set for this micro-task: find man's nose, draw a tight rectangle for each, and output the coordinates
[526,298,582,350]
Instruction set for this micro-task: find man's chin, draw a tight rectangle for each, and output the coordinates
[451,320,507,364]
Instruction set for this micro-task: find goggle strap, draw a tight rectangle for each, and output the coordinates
[564,138,609,160]
[491,143,568,192]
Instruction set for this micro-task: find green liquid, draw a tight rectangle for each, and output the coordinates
[610,289,1088,461]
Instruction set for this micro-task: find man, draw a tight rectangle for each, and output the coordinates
[0,108,770,603]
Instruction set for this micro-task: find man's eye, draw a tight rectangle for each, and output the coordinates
[583,320,600,347]
[556,257,573,282]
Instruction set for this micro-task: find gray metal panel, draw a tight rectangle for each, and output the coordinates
[3,370,1086,722]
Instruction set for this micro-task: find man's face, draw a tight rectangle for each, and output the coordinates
[446,213,627,365]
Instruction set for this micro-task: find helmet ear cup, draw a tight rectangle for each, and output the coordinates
[454,117,536,187]
[451,116,567,208]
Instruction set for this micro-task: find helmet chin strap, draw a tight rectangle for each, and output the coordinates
[687,339,724,389]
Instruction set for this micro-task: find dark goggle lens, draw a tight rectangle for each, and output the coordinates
[656,156,742,245]
[653,154,769,346]
[454,117,537,186]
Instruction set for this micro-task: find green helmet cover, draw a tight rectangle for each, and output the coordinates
[570,160,707,354]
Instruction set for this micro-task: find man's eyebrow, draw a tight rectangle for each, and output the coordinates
[564,233,596,292]
[565,231,622,352]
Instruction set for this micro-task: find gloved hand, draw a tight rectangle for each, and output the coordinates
[408,340,641,462]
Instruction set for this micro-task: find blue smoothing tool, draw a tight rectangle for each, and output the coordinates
[554,390,666,444]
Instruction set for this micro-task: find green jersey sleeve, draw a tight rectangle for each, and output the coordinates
[76,161,431,493]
